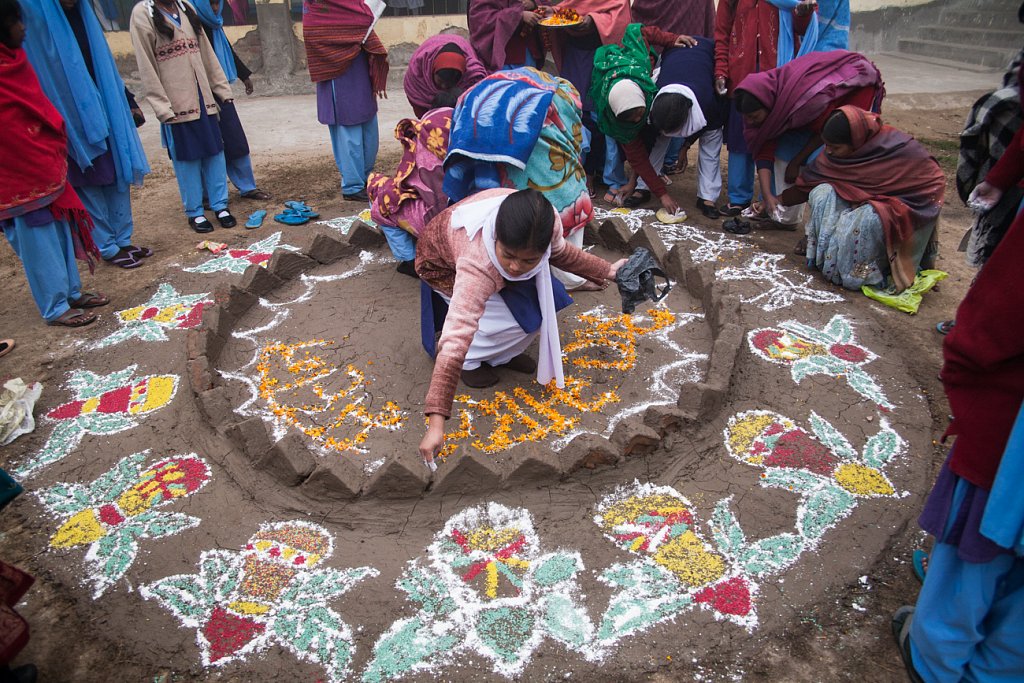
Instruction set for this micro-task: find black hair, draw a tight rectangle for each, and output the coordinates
[615,106,645,123]
[434,68,462,89]
[495,188,555,254]
[431,86,463,109]
[735,90,766,115]
[152,0,203,41]
[649,93,692,133]
[821,109,852,145]
[0,0,22,46]
[438,42,465,56]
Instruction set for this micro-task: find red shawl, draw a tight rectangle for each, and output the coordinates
[737,50,884,158]
[468,0,537,72]
[0,44,97,269]
[546,0,632,72]
[795,106,944,291]
[942,209,1024,490]
[0,560,32,665]
[302,0,388,94]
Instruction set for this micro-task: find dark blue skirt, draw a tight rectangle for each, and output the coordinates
[217,99,250,161]
[161,90,224,162]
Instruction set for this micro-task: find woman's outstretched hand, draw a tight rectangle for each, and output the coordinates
[419,414,446,467]
[607,258,628,281]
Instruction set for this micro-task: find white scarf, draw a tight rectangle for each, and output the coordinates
[652,84,706,139]
[451,194,565,389]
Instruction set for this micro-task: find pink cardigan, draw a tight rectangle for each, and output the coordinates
[416,189,610,417]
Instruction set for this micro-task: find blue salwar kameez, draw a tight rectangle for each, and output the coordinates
[2,208,82,322]
[316,52,379,196]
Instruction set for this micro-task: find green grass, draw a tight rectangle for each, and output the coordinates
[920,137,960,175]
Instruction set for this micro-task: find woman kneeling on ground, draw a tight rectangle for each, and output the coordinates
[416,188,625,464]
[778,106,944,292]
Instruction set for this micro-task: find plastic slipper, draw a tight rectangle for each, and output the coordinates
[126,245,154,258]
[274,211,310,226]
[245,209,267,229]
[936,320,955,335]
[104,248,143,269]
[241,189,272,200]
[723,218,752,235]
[912,549,928,583]
[70,291,110,308]
[0,339,14,359]
[623,189,652,208]
[284,201,320,218]
[891,607,926,683]
[46,308,97,328]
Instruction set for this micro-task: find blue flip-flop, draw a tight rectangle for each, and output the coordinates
[245,209,267,229]
[273,210,310,226]
[284,201,320,219]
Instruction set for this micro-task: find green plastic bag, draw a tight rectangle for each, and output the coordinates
[861,270,948,315]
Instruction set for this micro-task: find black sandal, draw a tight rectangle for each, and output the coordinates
[126,245,154,258]
[104,248,143,269]
[696,199,721,219]
[623,189,652,208]
[722,218,752,235]
[240,189,272,200]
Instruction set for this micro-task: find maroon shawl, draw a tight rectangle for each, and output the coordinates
[546,0,632,72]
[736,50,884,158]
[404,35,488,115]
[468,0,534,71]
[631,0,712,39]
[0,44,97,269]
[302,0,388,93]
[942,209,1024,490]
[0,560,33,665]
[795,106,944,291]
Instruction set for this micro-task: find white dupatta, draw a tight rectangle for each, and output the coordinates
[450,194,566,389]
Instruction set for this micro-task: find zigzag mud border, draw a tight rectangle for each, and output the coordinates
[181,218,747,501]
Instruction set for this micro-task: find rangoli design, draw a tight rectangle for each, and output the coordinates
[184,232,299,274]
[590,206,654,232]
[724,410,905,542]
[17,366,179,477]
[316,209,377,235]
[719,254,844,312]
[363,503,595,681]
[39,451,211,598]
[94,284,213,349]
[650,220,748,263]
[593,483,803,642]
[255,339,405,453]
[748,315,893,409]
[141,521,377,682]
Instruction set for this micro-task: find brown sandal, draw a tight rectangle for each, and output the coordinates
[69,291,110,308]
[0,339,14,358]
[47,308,97,327]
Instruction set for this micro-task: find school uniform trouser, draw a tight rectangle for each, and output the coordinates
[727,150,754,206]
[171,153,229,218]
[75,183,134,259]
[4,217,82,322]
[380,224,417,262]
[329,116,379,196]
[226,154,258,194]
[637,128,723,202]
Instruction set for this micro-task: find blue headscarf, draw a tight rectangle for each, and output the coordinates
[192,0,239,83]
[815,0,850,52]
[768,0,819,68]
[20,0,148,189]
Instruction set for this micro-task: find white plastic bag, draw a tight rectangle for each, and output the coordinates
[0,378,42,446]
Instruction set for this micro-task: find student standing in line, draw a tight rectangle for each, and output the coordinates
[130,0,238,233]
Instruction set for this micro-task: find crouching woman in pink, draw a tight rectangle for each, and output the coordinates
[416,188,625,464]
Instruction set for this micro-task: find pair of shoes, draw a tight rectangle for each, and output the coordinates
[719,202,750,217]
[189,216,214,233]
[215,210,237,228]
[722,217,752,235]
[623,189,652,208]
[245,209,267,229]
[240,189,272,200]
[396,260,419,279]
[499,354,536,374]
[342,190,369,202]
[284,201,320,219]
[891,607,926,683]
[46,308,97,327]
[461,365,499,388]
[104,247,144,269]
[69,291,110,308]
[696,198,721,219]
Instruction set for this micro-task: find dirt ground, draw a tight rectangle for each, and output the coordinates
[0,97,981,682]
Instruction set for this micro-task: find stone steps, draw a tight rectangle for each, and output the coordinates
[897,37,1016,69]
[918,24,1024,50]
[941,8,1022,28]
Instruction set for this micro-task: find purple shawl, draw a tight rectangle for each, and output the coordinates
[630,0,713,39]
[468,0,527,71]
[736,50,884,157]
[404,35,489,114]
